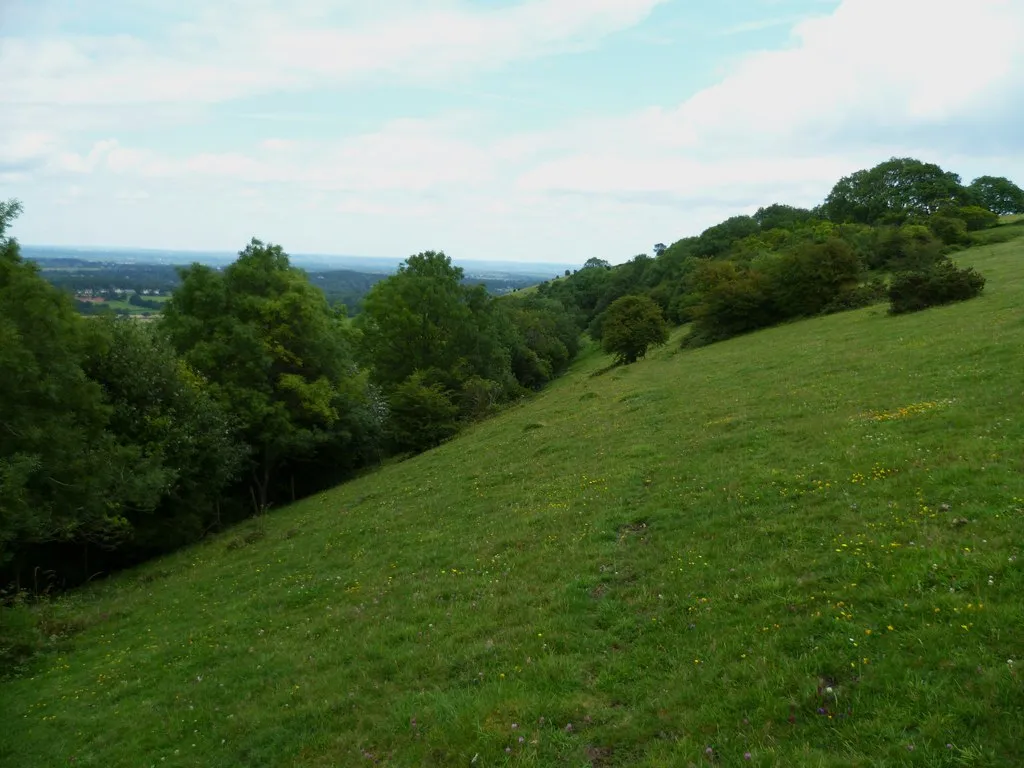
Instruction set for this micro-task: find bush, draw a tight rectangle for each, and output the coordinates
[458,375,504,421]
[822,277,889,313]
[386,372,460,453]
[871,225,944,270]
[928,215,970,246]
[686,269,778,346]
[766,238,862,317]
[955,205,1000,232]
[888,260,986,315]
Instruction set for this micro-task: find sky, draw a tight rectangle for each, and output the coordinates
[1,0,1023,265]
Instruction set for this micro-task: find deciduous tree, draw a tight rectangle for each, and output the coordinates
[600,295,669,364]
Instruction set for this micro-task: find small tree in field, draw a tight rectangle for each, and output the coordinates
[601,295,668,364]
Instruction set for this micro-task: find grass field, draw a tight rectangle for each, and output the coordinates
[85,296,169,315]
[2,235,1024,767]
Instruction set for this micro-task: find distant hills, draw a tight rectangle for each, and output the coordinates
[22,245,569,314]
[20,245,576,280]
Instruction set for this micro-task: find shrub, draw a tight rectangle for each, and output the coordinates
[888,260,986,315]
[686,269,778,346]
[458,375,504,421]
[766,238,862,317]
[386,373,460,453]
[928,215,970,246]
[870,225,944,270]
[955,205,1000,231]
[822,277,889,313]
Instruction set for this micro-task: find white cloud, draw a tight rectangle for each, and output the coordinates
[4,0,1024,262]
[0,0,668,108]
[514,0,1024,207]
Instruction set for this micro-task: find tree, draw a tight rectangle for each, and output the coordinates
[823,158,966,224]
[753,204,816,232]
[358,251,480,387]
[0,201,157,570]
[653,243,667,256]
[583,257,611,270]
[358,250,518,444]
[967,176,1024,215]
[498,296,579,390]
[161,238,373,511]
[600,295,669,364]
[693,216,760,258]
[82,318,245,554]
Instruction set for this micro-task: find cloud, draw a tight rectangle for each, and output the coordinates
[5,0,1024,262]
[0,0,669,109]
[49,115,497,194]
[515,0,1024,207]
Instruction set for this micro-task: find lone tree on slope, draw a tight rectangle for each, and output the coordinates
[600,294,669,365]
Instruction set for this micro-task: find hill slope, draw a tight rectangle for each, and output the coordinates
[3,237,1024,767]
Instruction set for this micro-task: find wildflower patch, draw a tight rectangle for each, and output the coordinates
[854,399,956,423]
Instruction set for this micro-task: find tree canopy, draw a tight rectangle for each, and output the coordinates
[823,158,967,224]
[600,295,669,364]
[967,176,1024,216]
[161,239,374,510]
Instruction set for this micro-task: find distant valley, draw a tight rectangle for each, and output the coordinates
[22,245,568,315]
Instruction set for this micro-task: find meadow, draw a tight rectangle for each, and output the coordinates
[1,235,1023,767]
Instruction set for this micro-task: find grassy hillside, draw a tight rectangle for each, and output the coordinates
[3,236,1024,767]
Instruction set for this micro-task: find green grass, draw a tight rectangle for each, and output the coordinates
[4,236,1024,767]
[96,298,165,314]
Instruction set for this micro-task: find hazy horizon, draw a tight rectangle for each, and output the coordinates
[19,243,578,276]
[3,0,1023,264]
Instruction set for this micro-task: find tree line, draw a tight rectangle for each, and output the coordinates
[1,207,579,589]
[1,157,1019,590]
[538,158,1013,352]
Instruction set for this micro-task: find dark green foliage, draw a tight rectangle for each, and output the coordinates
[765,239,863,317]
[823,158,966,224]
[687,240,869,345]
[82,318,245,554]
[0,206,244,585]
[500,297,579,390]
[359,251,580,446]
[693,215,760,258]
[358,252,511,395]
[600,295,668,364]
[127,292,163,310]
[0,204,145,565]
[161,239,375,510]
[386,373,460,453]
[687,267,778,346]
[821,277,888,313]
[967,175,1024,215]
[928,214,970,246]
[752,203,817,231]
[888,259,986,314]
[1,204,581,592]
[869,225,944,271]
[952,205,1000,232]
